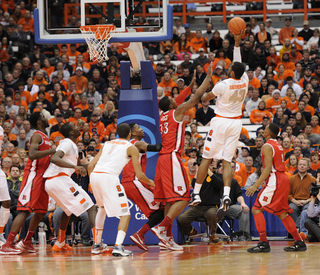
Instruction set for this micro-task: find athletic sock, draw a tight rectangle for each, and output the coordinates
[24,230,35,242]
[254,213,268,242]
[166,223,173,237]
[137,224,150,237]
[281,215,302,241]
[223,186,231,197]
[0,207,10,232]
[7,232,17,244]
[58,229,66,243]
[193,183,202,194]
[159,216,172,229]
[115,230,126,246]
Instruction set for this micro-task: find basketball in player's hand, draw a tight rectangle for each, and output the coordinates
[228,17,246,35]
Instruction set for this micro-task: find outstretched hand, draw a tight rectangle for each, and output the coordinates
[189,69,197,88]
[234,29,245,44]
[207,62,213,76]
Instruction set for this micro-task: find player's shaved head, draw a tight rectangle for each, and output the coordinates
[29,112,42,129]
[159,96,171,112]
[268,123,279,138]
[232,61,245,79]
[61,122,73,138]
[117,123,131,139]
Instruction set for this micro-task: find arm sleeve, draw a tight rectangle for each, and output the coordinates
[233,46,241,63]
[175,87,191,106]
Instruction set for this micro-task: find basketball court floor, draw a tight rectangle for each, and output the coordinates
[0,241,317,275]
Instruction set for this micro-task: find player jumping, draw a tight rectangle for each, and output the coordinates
[189,30,248,220]
[246,123,307,252]
[152,63,213,250]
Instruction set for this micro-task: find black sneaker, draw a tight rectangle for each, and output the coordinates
[217,195,231,219]
[247,242,271,253]
[284,241,307,252]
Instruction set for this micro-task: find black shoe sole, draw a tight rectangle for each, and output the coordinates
[284,247,307,252]
[217,198,231,219]
[247,248,271,253]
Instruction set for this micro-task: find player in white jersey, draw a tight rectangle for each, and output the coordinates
[0,126,11,246]
[190,30,248,219]
[88,123,154,257]
[43,122,96,252]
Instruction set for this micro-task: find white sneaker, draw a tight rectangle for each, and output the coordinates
[151,226,170,247]
[0,233,6,247]
[217,195,231,219]
[167,237,183,251]
[189,193,201,207]
[112,245,133,257]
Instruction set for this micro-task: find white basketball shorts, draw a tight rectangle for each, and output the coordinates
[202,117,242,162]
[0,169,10,201]
[90,172,130,218]
[45,176,94,217]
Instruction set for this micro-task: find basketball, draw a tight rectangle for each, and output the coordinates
[228,17,246,35]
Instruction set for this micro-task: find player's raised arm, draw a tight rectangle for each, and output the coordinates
[134,141,162,152]
[246,144,273,196]
[233,30,244,63]
[127,145,154,187]
[175,70,196,106]
[175,63,213,121]
[29,133,56,160]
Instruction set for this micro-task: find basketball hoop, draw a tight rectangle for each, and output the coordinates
[80,25,118,62]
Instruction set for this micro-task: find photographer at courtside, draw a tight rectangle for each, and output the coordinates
[303,183,320,242]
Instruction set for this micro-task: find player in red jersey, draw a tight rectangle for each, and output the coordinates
[246,123,307,253]
[151,63,213,250]
[0,112,56,255]
[121,123,163,251]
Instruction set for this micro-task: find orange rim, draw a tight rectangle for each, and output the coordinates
[80,25,116,40]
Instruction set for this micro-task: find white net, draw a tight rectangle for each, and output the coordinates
[80,25,117,62]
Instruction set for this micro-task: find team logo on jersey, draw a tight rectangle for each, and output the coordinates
[160,115,168,122]
[263,196,268,202]
[177,186,183,191]
[22,195,27,200]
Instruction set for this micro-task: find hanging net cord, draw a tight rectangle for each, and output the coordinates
[80,25,117,62]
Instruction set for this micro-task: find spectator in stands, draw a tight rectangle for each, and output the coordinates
[246,69,260,89]
[301,139,313,157]
[290,44,303,65]
[16,128,27,149]
[69,67,88,93]
[245,88,261,116]
[305,123,320,146]
[265,18,278,36]
[307,28,319,50]
[289,158,314,225]
[248,45,267,70]
[194,49,208,67]
[180,53,194,74]
[280,76,303,97]
[240,40,254,65]
[273,107,288,129]
[195,100,215,126]
[105,112,117,141]
[256,115,271,135]
[296,100,311,122]
[17,9,33,33]
[279,17,295,44]
[277,51,296,72]
[266,89,282,115]
[5,95,18,114]
[158,71,176,97]
[189,30,208,54]
[266,46,280,70]
[50,61,70,82]
[311,115,320,134]
[184,23,196,42]
[235,156,256,186]
[237,146,250,164]
[221,39,233,61]
[209,30,222,54]
[298,20,314,43]
[291,29,304,51]
[181,68,192,86]
[298,50,315,69]
[10,24,29,57]
[174,19,185,36]
[89,69,106,94]
[287,115,302,137]
[250,101,272,124]
[60,54,73,77]
[255,23,271,46]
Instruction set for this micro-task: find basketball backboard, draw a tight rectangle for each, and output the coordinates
[34,0,173,44]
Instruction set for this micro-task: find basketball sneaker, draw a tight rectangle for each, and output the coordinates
[16,240,37,253]
[167,237,183,251]
[151,226,170,247]
[130,233,148,251]
[52,241,73,252]
[284,241,307,252]
[91,242,111,254]
[112,245,133,257]
[0,242,23,255]
[0,233,6,247]
[247,242,270,253]
[189,193,201,207]
[210,234,223,244]
[217,195,231,219]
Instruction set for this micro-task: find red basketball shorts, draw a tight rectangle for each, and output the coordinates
[122,180,160,218]
[17,170,49,214]
[253,172,293,215]
[154,152,190,203]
